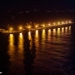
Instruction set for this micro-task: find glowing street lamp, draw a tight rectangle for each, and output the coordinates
[58,22,60,25]
[69,21,71,23]
[9,27,13,31]
[42,24,45,27]
[48,23,51,26]
[19,26,23,30]
[9,27,13,33]
[62,22,64,24]
[53,23,56,25]
[66,21,68,24]
[27,25,31,29]
[35,25,38,28]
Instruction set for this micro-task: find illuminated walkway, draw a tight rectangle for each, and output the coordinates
[1,21,73,34]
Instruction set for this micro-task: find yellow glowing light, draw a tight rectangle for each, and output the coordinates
[53,23,56,25]
[42,29,46,39]
[66,21,68,24]
[58,22,60,25]
[36,30,38,34]
[18,32,24,54]
[69,26,71,30]
[69,21,71,23]
[53,29,56,35]
[35,25,38,28]
[42,24,45,27]
[48,29,51,40]
[19,33,23,38]
[53,29,56,32]
[27,25,31,29]
[9,27,13,31]
[65,27,68,33]
[65,27,67,30]
[48,24,51,26]
[62,27,64,32]
[28,31,32,40]
[35,30,39,38]
[48,29,51,32]
[57,28,60,34]
[62,22,64,24]
[19,26,23,30]
[9,34,14,45]
[10,34,13,37]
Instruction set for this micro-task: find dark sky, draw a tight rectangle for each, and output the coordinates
[0,0,75,10]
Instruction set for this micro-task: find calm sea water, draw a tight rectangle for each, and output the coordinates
[0,26,75,75]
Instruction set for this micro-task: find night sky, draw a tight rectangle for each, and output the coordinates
[0,0,75,10]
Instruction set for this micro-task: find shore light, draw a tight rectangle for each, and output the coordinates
[42,24,45,27]
[66,21,68,24]
[27,25,31,29]
[19,26,23,30]
[62,21,64,24]
[35,25,38,28]
[53,23,56,25]
[48,23,51,26]
[58,22,60,25]
[9,27,13,31]
[69,21,71,23]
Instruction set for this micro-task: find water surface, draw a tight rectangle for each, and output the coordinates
[0,26,75,75]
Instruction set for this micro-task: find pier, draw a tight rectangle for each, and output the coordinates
[0,21,73,34]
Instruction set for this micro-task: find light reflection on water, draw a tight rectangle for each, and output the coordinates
[57,28,61,36]
[28,31,32,40]
[28,31,32,49]
[18,33,24,51]
[48,29,51,40]
[17,33,25,75]
[6,26,74,75]
[8,33,25,75]
[35,30,39,47]
[8,34,15,61]
[35,30,39,38]
[8,34,15,75]
[61,27,64,33]
[42,29,46,40]
[53,29,56,35]
[69,26,71,30]
[65,27,68,33]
